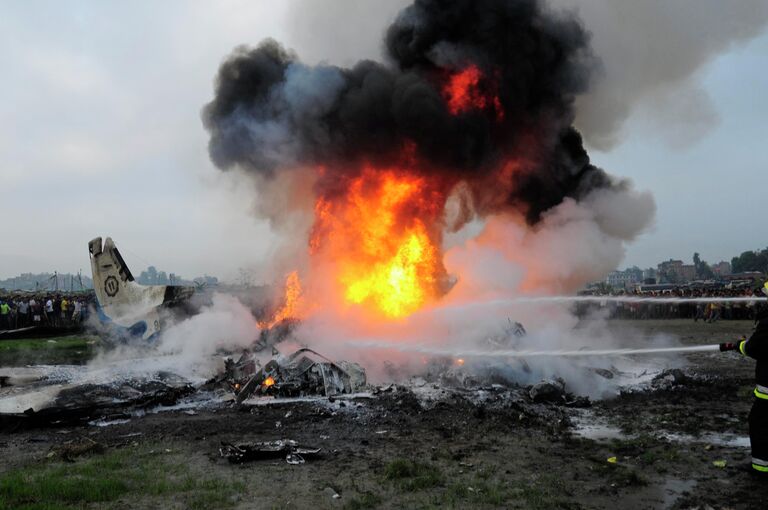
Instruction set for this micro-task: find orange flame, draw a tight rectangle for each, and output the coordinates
[311,167,445,318]
[259,271,303,329]
[262,376,275,388]
[444,65,504,121]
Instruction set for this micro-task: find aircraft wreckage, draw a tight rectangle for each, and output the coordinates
[205,347,367,403]
[0,236,637,433]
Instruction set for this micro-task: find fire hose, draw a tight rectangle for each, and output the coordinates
[719,336,747,352]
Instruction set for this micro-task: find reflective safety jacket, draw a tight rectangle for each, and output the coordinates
[739,309,768,400]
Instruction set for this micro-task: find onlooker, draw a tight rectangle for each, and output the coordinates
[53,295,61,327]
[577,285,761,321]
[0,300,10,330]
[72,299,82,324]
[61,296,69,325]
[17,298,29,328]
[45,297,54,326]
[31,298,42,325]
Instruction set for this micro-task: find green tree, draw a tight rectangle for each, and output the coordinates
[732,249,768,273]
[693,252,715,279]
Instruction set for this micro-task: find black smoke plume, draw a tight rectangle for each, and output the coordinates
[202,0,615,224]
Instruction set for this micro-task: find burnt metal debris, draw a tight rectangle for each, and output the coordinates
[0,375,194,432]
[251,319,299,352]
[207,347,367,403]
[219,439,321,464]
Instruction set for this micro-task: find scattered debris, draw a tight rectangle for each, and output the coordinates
[529,379,566,403]
[211,348,367,403]
[481,319,527,350]
[0,376,194,431]
[323,487,341,499]
[219,440,321,464]
[252,319,300,352]
[590,367,615,379]
[651,369,691,390]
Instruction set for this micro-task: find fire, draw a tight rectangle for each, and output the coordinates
[345,224,434,317]
[262,376,275,388]
[265,67,508,321]
[259,271,302,329]
[444,65,504,121]
[311,167,445,318]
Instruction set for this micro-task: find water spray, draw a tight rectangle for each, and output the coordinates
[485,296,768,305]
[348,341,722,359]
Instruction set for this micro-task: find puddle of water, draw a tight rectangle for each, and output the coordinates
[572,414,750,450]
[572,422,626,441]
[571,410,750,449]
[663,432,750,449]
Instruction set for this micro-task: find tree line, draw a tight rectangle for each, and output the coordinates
[731,248,768,274]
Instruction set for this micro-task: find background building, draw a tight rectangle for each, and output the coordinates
[712,261,732,276]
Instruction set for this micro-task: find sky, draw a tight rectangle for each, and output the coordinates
[1,0,767,282]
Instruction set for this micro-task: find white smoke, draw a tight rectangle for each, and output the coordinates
[86,293,261,382]
[153,293,260,372]
[292,291,678,399]
[442,185,656,296]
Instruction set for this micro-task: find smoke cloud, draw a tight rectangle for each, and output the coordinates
[202,0,619,227]
[196,0,679,397]
[283,0,768,150]
[561,0,768,148]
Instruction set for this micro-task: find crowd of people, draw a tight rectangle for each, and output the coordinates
[577,286,764,321]
[0,293,94,331]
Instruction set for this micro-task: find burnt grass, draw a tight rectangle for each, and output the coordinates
[2,320,768,509]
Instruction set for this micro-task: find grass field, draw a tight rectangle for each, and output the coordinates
[0,443,245,510]
[0,336,97,365]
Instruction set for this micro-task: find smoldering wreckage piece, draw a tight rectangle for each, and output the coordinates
[219,439,321,465]
[0,375,195,432]
[0,346,365,431]
[206,348,367,403]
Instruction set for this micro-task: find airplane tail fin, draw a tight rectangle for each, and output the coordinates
[88,237,165,340]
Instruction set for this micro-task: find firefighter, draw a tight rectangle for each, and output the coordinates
[721,281,768,475]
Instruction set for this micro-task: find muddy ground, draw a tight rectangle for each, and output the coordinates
[1,320,767,509]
